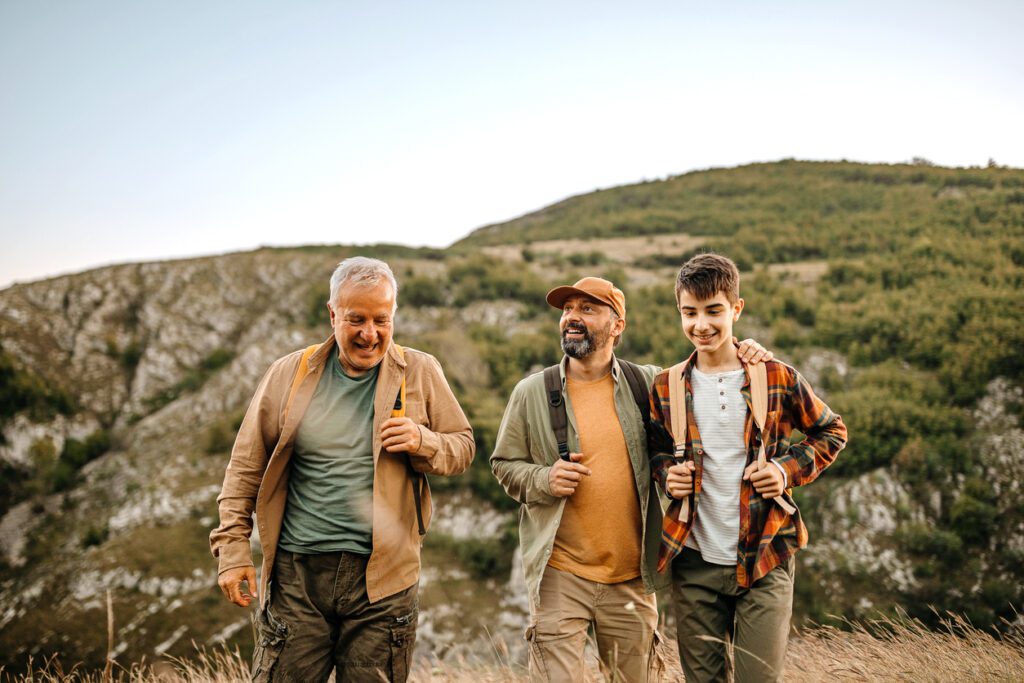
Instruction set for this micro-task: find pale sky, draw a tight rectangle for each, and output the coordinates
[2,1,1021,288]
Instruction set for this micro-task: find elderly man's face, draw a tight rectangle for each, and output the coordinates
[328,281,396,376]
[559,295,620,359]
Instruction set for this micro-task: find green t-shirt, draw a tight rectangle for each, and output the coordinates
[278,357,378,555]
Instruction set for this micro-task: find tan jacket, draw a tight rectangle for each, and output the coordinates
[210,336,474,604]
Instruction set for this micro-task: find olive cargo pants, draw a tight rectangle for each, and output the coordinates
[670,548,794,683]
[251,549,418,682]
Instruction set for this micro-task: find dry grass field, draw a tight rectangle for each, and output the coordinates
[3,613,1022,683]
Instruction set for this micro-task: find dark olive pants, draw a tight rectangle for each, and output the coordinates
[251,549,418,683]
[671,548,794,683]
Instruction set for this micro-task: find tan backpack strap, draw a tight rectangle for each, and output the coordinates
[282,344,319,425]
[749,362,796,515]
[668,362,691,521]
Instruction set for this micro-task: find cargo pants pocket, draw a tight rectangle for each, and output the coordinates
[524,624,549,680]
[250,603,288,683]
[388,607,417,682]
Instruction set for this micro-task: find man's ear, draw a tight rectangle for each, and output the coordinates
[733,298,745,321]
[327,303,336,326]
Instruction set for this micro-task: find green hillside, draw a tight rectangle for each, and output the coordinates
[1,160,1022,671]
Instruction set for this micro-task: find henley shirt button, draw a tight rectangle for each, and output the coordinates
[718,378,723,383]
[721,405,726,410]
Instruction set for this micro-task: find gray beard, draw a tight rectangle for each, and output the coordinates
[561,330,595,359]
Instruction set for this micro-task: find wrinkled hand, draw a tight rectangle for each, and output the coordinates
[666,460,696,499]
[549,452,591,497]
[218,566,258,607]
[736,338,773,364]
[381,417,422,453]
[743,462,785,498]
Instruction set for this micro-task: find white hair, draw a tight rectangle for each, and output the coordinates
[328,257,398,308]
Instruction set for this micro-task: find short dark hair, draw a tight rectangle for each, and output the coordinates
[675,253,740,305]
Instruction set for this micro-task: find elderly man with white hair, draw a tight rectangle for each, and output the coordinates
[210,256,474,682]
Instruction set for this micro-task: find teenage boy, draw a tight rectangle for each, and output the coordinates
[649,254,847,683]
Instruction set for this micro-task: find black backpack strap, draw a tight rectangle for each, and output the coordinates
[618,359,651,434]
[543,364,571,461]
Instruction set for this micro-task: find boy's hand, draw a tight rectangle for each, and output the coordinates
[736,338,773,364]
[381,417,422,453]
[549,452,591,497]
[743,462,785,498]
[666,460,696,499]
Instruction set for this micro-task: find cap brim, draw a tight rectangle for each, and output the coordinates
[545,286,606,311]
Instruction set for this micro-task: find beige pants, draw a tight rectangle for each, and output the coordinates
[526,566,660,683]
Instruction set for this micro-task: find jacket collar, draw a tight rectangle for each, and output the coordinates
[557,353,622,386]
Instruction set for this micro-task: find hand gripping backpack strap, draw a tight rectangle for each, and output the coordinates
[391,345,426,536]
[668,362,692,522]
[749,362,796,515]
[543,364,571,461]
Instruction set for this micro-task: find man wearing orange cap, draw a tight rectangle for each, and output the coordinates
[490,277,770,682]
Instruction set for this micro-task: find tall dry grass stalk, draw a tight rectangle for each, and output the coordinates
[1,612,1021,682]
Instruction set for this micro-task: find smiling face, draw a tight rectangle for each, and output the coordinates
[328,280,396,376]
[677,288,744,359]
[559,294,623,359]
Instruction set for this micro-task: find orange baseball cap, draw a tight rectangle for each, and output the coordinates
[545,276,626,319]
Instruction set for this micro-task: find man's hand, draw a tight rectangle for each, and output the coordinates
[218,566,258,607]
[381,417,422,453]
[549,452,591,497]
[743,462,785,498]
[736,338,773,365]
[666,460,696,499]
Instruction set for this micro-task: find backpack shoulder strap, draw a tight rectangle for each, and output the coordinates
[617,359,651,427]
[667,362,688,454]
[667,360,692,521]
[749,360,768,431]
[390,344,426,536]
[391,344,406,417]
[282,344,320,425]
[543,364,570,461]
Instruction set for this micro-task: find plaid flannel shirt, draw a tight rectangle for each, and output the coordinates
[648,352,847,587]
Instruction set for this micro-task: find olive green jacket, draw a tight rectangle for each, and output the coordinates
[490,355,668,609]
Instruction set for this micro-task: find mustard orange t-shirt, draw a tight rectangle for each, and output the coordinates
[548,372,643,583]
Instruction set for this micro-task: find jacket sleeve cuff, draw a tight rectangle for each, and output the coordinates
[533,466,558,505]
[216,540,255,575]
[769,460,788,488]
[415,425,440,458]
[773,452,803,486]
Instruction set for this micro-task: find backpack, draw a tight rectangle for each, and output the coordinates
[667,360,795,520]
[542,358,652,462]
